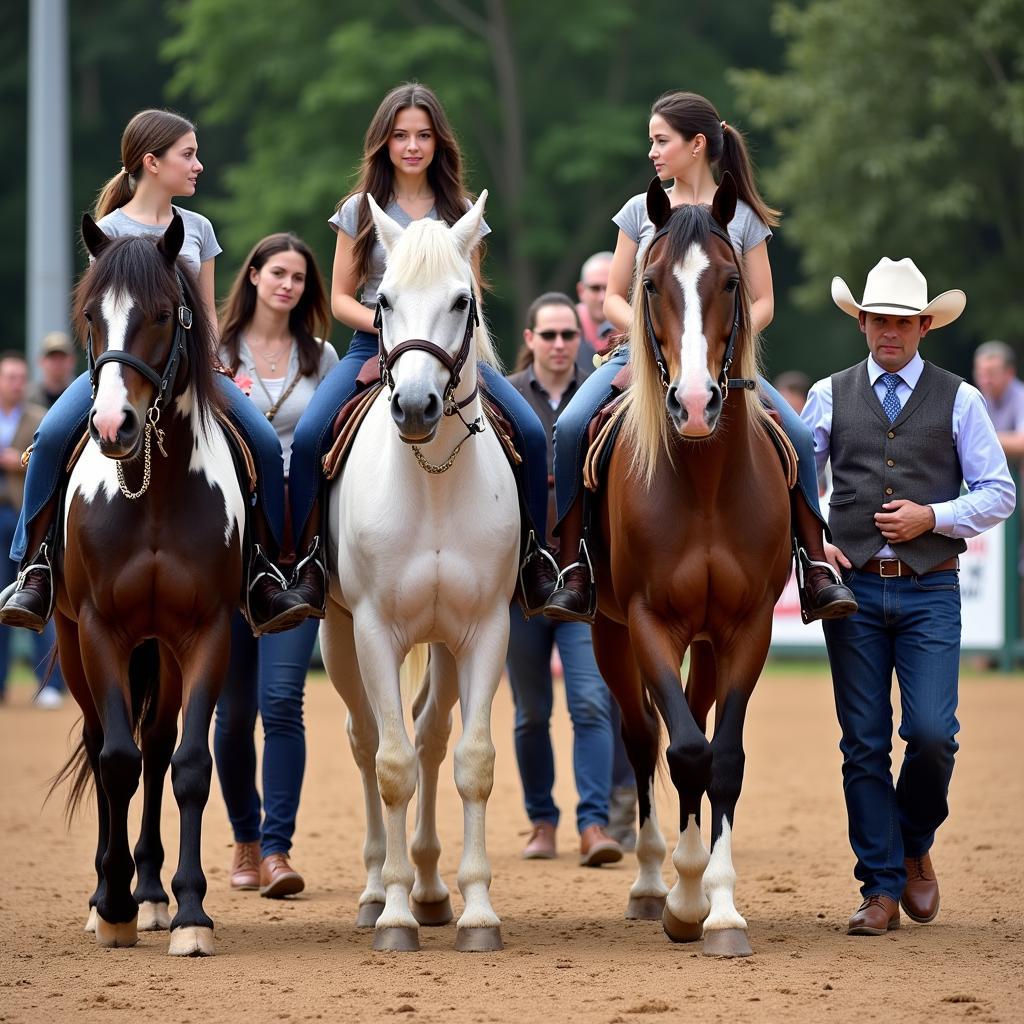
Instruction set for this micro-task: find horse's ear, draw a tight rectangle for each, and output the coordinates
[81,214,111,259]
[157,211,185,265]
[646,177,671,232]
[367,193,404,256]
[711,172,738,230]
[450,190,488,258]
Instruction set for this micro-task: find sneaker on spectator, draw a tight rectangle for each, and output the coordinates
[34,687,65,710]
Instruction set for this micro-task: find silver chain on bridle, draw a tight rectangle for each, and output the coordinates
[115,405,168,500]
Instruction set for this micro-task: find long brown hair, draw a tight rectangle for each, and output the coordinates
[340,83,476,288]
[218,233,331,378]
[94,109,197,220]
[651,91,780,228]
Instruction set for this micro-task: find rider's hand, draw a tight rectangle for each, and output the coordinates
[824,541,851,574]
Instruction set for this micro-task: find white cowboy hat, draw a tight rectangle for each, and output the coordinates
[831,257,966,330]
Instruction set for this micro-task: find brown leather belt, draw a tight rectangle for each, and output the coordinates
[860,556,959,578]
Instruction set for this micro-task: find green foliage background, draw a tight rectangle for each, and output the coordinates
[4,0,1021,379]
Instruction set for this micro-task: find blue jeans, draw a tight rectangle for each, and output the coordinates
[0,505,65,696]
[552,346,823,524]
[822,569,961,902]
[505,612,614,832]
[11,371,286,561]
[213,612,319,857]
[288,331,550,544]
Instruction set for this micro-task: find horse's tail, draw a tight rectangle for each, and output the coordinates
[47,640,161,827]
[402,644,431,708]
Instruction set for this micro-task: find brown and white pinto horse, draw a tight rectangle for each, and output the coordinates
[592,175,790,956]
[52,213,244,956]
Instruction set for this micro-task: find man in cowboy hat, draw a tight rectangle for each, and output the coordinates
[801,257,1015,937]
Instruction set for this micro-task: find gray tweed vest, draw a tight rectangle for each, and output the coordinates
[828,359,966,573]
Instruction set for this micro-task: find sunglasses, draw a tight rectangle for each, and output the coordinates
[534,329,580,342]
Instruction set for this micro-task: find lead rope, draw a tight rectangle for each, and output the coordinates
[115,406,168,500]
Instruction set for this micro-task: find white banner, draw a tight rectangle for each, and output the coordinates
[771,520,1007,651]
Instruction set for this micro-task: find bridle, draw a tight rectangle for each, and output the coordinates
[86,272,192,499]
[374,288,486,473]
[641,220,757,400]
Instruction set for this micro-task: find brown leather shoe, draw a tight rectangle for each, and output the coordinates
[800,564,858,623]
[579,824,623,867]
[522,821,557,860]
[902,853,940,923]
[516,534,558,618]
[847,894,900,935]
[229,841,261,891]
[0,544,55,634]
[259,853,305,898]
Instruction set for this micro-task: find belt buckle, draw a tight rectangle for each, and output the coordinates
[878,558,902,578]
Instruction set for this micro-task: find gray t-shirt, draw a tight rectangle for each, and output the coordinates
[97,205,222,275]
[329,194,491,308]
[613,191,771,265]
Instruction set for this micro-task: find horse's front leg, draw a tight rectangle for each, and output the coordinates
[700,619,773,958]
[167,615,232,957]
[452,611,509,953]
[353,612,419,951]
[410,644,458,926]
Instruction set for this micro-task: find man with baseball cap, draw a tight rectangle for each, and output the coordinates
[801,258,1015,936]
[29,332,77,409]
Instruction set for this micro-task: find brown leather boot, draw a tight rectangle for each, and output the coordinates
[516,531,558,617]
[259,853,305,898]
[847,895,900,935]
[902,853,940,923]
[289,535,327,619]
[792,491,857,622]
[244,546,311,637]
[0,543,55,633]
[229,841,261,891]
[579,824,623,867]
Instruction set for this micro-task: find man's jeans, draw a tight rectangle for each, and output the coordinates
[823,568,961,902]
[505,613,614,833]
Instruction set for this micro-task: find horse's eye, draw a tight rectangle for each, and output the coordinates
[157,310,173,324]
[642,279,657,295]
[725,278,739,293]
[83,310,93,323]
[452,296,469,312]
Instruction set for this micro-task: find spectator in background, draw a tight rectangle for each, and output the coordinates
[973,341,1024,463]
[773,369,811,415]
[505,292,623,866]
[29,332,78,409]
[575,251,616,366]
[0,352,65,707]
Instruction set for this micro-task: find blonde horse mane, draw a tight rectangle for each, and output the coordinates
[382,217,501,372]
[620,212,771,488]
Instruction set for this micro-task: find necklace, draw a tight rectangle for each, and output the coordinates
[245,336,291,375]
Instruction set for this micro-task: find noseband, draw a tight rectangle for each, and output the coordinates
[86,272,192,499]
[641,222,756,400]
[374,289,486,473]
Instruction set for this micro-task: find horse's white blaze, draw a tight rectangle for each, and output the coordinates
[91,289,134,441]
[672,244,716,423]
[667,813,711,924]
[702,815,747,932]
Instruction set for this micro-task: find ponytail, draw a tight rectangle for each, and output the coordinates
[719,122,780,228]
[94,168,135,220]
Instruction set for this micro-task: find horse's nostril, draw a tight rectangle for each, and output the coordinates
[423,393,440,420]
[706,383,723,421]
[666,385,687,422]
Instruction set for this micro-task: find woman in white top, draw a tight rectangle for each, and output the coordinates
[545,91,856,624]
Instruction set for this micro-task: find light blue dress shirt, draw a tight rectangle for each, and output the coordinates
[801,352,1016,559]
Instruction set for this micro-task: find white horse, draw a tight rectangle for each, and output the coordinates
[319,191,520,953]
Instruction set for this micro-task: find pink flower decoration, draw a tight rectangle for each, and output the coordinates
[233,371,254,396]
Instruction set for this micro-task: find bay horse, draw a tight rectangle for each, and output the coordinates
[591,175,791,956]
[319,191,520,953]
[53,213,244,956]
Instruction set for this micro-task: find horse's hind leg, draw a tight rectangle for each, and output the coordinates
[410,644,457,926]
[320,604,386,927]
[167,617,231,957]
[134,646,178,932]
[592,612,668,920]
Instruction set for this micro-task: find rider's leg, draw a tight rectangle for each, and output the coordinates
[759,377,857,622]
[288,331,380,612]
[477,365,558,615]
[544,350,629,622]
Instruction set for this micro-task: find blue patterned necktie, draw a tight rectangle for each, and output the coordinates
[881,373,902,423]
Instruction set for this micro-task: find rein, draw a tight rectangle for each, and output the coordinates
[87,272,192,500]
[374,290,486,474]
[641,221,757,400]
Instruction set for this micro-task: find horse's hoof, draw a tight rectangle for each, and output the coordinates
[373,926,420,952]
[411,896,453,927]
[625,895,666,920]
[84,906,98,933]
[137,901,171,931]
[662,906,703,944]
[95,914,139,948]
[168,926,216,957]
[702,928,752,958]
[356,901,386,928]
[455,926,503,952]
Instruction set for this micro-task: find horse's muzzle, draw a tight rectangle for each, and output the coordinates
[89,404,143,460]
[666,381,723,437]
[391,386,443,443]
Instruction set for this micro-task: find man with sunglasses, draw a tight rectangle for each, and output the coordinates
[576,251,616,363]
[504,293,624,867]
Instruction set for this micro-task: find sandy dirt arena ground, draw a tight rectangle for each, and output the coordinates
[1,661,1022,1024]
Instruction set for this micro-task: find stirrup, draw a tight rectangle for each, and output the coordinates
[517,530,558,616]
[290,534,328,615]
[545,538,597,622]
[796,545,851,625]
[241,543,291,635]
[0,542,56,623]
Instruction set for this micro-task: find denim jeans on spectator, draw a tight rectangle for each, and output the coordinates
[505,612,614,833]
[213,612,319,857]
[822,568,961,902]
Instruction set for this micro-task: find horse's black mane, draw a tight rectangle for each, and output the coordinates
[73,234,225,421]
